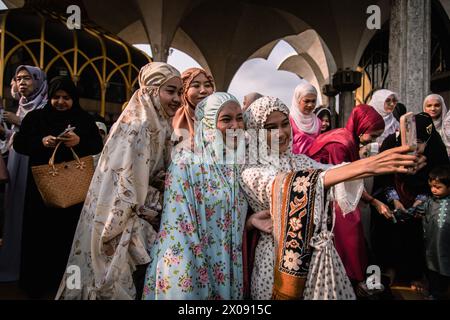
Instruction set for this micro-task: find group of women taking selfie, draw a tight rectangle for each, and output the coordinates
[1,60,449,300]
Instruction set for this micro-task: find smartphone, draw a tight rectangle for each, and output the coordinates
[400,112,417,154]
[57,126,76,138]
[368,142,379,156]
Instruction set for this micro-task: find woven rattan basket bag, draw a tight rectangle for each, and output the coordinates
[31,141,94,208]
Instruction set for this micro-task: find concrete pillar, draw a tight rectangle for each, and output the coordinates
[332,70,361,127]
[322,84,339,129]
[328,96,337,129]
[388,0,431,114]
[134,0,191,62]
[338,91,354,128]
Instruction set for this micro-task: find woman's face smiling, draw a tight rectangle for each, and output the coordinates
[264,111,291,154]
[216,101,244,149]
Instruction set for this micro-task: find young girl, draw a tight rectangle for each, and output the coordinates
[314,107,332,133]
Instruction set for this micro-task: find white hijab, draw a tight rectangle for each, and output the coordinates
[423,94,448,134]
[289,81,320,135]
[424,94,450,156]
[369,89,399,144]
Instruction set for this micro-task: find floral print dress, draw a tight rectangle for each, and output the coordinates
[142,151,247,299]
[142,92,248,300]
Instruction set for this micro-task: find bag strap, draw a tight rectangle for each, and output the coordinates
[319,188,336,234]
[49,141,83,168]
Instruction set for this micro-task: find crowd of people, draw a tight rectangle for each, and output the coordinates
[0,61,448,300]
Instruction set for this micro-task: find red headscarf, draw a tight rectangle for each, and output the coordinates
[307,104,385,162]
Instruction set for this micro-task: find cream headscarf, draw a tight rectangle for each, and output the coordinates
[289,81,320,135]
[56,62,181,300]
[369,89,399,145]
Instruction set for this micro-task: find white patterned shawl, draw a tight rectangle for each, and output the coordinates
[56,62,181,300]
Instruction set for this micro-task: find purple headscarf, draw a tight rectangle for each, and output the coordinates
[13,65,48,122]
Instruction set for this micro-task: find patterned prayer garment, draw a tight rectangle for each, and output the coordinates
[142,93,247,300]
[240,97,362,300]
[56,62,180,300]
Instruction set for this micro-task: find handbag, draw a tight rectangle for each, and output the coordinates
[303,199,356,300]
[31,141,94,208]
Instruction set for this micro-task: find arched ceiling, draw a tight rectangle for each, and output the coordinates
[81,0,394,89]
[177,1,310,89]
[6,0,418,90]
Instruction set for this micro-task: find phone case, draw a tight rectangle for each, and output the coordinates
[400,112,417,154]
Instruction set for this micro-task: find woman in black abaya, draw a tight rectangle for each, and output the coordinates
[13,76,103,298]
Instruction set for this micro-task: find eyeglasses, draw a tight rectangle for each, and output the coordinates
[15,76,32,82]
[385,98,398,105]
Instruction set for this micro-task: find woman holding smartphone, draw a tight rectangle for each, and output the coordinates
[12,76,103,298]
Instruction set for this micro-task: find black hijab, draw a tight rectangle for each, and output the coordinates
[414,112,446,154]
[14,76,104,165]
[44,76,82,125]
[393,102,407,122]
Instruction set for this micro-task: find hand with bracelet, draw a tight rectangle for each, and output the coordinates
[42,135,57,148]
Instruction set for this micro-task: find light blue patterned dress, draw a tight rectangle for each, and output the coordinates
[142,93,248,300]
